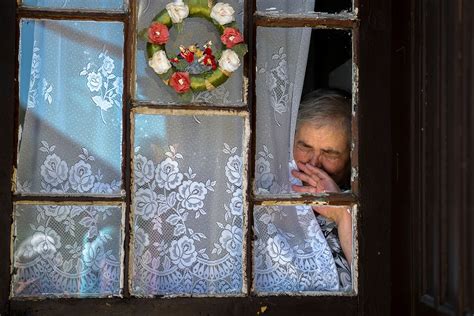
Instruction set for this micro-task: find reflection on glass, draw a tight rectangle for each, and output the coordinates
[21,0,125,11]
[131,113,247,296]
[11,203,125,298]
[16,19,124,196]
[253,205,353,293]
[135,0,245,105]
[254,28,352,195]
[257,0,352,14]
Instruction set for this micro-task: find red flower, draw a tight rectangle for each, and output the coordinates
[180,49,195,63]
[148,22,169,45]
[202,54,217,70]
[220,28,244,48]
[204,47,213,56]
[169,72,191,93]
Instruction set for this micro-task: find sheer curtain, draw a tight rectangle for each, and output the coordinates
[253,0,340,292]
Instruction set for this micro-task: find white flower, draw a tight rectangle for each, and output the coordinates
[101,55,115,75]
[40,153,68,186]
[30,227,61,259]
[267,234,293,265]
[307,219,320,238]
[82,236,106,272]
[134,227,150,256]
[225,154,242,186]
[155,157,183,190]
[68,160,95,192]
[219,49,241,73]
[86,72,102,92]
[134,154,155,186]
[91,182,113,194]
[255,157,275,190]
[135,188,159,220]
[177,180,207,211]
[169,235,197,269]
[41,205,71,222]
[229,189,243,216]
[166,0,189,24]
[149,50,172,75]
[92,95,113,111]
[210,2,235,25]
[219,224,242,256]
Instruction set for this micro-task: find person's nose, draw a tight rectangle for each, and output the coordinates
[309,151,322,168]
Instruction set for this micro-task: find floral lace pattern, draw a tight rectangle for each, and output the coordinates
[12,204,124,297]
[254,205,339,292]
[22,0,125,10]
[17,20,123,196]
[17,141,121,195]
[132,144,245,295]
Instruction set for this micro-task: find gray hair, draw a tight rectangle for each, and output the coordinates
[296,89,352,145]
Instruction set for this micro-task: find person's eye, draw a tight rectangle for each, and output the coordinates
[297,144,311,152]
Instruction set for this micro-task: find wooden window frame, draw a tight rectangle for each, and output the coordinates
[0,0,392,314]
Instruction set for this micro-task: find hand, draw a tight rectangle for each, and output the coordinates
[291,162,341,194]
[314,206,353,265]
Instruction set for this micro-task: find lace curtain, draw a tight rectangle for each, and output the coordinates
[253,0,343,293]
[21,0,125,10]
[131,113,247,295]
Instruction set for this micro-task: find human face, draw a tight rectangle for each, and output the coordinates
[293,121,350,185]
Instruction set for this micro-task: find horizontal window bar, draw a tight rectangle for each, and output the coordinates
[131,103,249,115]
[13,196,125,203]
[253,192,357,206]
[255,12,357,29]
[17,7,127,21]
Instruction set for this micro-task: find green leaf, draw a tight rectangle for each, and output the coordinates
[175,22,184,33]
[214,50,222,60]
[175,59,189,71]
[232,43,248,58]
[158,69,173,81]
[179,91,193,103]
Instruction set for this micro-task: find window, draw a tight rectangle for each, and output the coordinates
[2,0,392,313]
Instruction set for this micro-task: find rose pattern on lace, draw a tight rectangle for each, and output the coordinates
[22,140,121,195]
[26,41,54,109]
[254,204,340,293]
[12,205,123,297]
[257,46,292,126]
[80,50,123,124]
[132,144,244,295]
[254,145,290,194]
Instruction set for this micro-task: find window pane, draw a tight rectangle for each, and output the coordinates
[254,28,352,195]
[253,205,353,293]
[257,0,352,14]
[11,203,125,298]
[135,0,245,105]
[21,0,126,11]
[16,20,124,196]
[131,112,247,296]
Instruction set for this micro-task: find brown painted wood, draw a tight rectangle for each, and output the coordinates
[17,7,127,21]
[253,192,357,206]
[255,12,356,29]
[0,1,16,315]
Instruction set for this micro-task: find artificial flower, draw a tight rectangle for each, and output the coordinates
[169,71,191,93]
[210,2,235,25]
[218,49,241,73]
[221,27,244,48]
[148,22,170,45]
[166,0,189,24]
[149,50,172,74]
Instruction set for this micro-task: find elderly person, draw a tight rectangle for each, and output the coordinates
[291,89,352,288]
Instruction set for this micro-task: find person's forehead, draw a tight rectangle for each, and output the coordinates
[296,122,349,148]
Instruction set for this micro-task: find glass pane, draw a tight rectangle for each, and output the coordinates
[254,28,352,195]
[135,0,245,105]
[21,0,126,11]
[16,20,124,196]
[257,0,352,14]
[11,203,125,298]
[253,205,353,293]
[131,113,247,296]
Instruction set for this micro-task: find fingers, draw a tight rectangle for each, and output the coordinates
[291,184,323,194]
[297,162,330,180]
[291,169,319,187]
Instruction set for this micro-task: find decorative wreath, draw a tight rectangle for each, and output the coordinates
[141,0,248,98]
